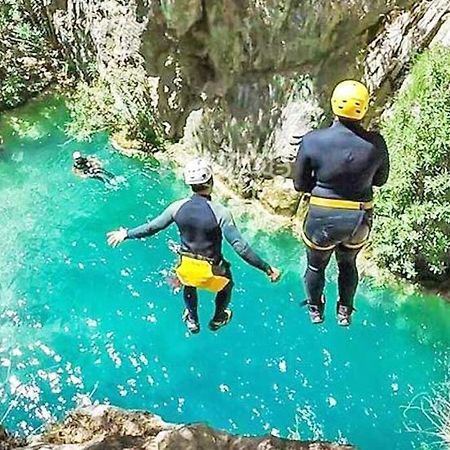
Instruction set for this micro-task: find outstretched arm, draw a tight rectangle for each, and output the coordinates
[126,204,177,239]
[107,201,181,247]
[217,206,280,281]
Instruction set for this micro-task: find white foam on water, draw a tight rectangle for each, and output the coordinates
[106,343,122,368]
[1,358,11,367]
[11,348,22,357]
[327,396,337,408]
[322,349,332,367]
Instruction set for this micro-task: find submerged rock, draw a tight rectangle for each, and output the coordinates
[16,405,354,450]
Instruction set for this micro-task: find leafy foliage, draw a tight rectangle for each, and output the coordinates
[0,0,57,109]
[67,66,163,149]
[372,46,450,282]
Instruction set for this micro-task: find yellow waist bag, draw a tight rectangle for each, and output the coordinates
[175,255,230,293]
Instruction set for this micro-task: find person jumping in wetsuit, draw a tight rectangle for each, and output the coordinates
[294,80,390,326]
[107,158,281,334]
[72,151,115,183]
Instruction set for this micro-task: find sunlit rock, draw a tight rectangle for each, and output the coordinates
[12,405,355,450]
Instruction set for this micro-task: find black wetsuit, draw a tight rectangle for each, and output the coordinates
[126,193,271,322]
[294,119,390,310]
[73,157,114,183]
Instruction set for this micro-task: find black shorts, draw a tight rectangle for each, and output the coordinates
[212,260,233,281]
[303,206,373,251]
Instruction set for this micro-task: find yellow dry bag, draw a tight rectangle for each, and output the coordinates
[175,255,230,293]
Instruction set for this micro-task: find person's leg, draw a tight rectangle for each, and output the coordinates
[209,263,234,331]
[183,286,200,333]
[305,248,333,304]
[99,168,115,179]
[91,175,107,183]
[334,210,371,326]
[304,247,333,323]
[335,246,362,326]
[213,280,233,321]
[183,286,198,320]
[95,168,116,184]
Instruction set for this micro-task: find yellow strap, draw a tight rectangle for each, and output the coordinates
[341,240,369,250]
[310,196,374,210]
[301,228,335,251]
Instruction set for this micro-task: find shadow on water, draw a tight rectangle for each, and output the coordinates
[0,96,449,449]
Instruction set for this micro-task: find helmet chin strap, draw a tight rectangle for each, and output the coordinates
[337,116,361,124]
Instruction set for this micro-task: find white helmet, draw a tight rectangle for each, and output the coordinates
[73,151,82,160]
[183,158,213,185]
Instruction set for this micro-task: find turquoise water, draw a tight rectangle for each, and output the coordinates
[0,97,449,448]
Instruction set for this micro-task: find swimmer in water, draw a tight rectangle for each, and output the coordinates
[72,151,115,184]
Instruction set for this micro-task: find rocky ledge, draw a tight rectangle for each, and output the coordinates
[3,405,354,450]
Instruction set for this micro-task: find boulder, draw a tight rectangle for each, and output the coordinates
[16,405,355,450]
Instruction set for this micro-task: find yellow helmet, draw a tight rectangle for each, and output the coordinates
[331,80,370,121]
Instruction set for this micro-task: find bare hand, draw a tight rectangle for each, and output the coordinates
[268,267,281,283]
[107,228,128,248]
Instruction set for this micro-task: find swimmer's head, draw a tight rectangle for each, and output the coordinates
[72,151,82,160]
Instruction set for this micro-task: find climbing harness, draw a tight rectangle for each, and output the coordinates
[299,196,373,251]
[309,196,374,211]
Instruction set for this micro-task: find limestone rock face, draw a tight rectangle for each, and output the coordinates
[41,0,450,212]
[259,178,300,216]
[9,0,450,211]
[363,0,450,110]
[431,11,450,46]
[13,405,354,450]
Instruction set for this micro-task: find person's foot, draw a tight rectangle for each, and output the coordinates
[208,309,233,331]
[182,309,200,334]
[305,296,326,324]
[337,304,353,327]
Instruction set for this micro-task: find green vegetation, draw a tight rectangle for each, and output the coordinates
[373,46,450,283]
[67,67,163,150]
[0,0,57,109]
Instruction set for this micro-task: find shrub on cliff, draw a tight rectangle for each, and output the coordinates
[67,66,163,150]
[0,0,58,109]
[372,46,450,283]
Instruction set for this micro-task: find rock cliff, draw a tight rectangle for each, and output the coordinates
[2,405,354,450]
[39,0,450,204]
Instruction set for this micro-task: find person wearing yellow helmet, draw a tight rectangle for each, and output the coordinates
[107,158,281,334]
[293,80,390,326]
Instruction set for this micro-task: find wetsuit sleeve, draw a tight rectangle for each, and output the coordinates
[126,201,182,239]
[372,134,390,187]
[293,139,315,193]
[215,205,271,273]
